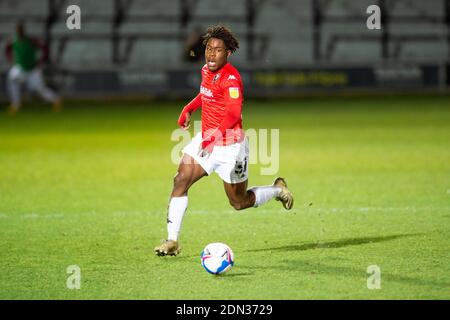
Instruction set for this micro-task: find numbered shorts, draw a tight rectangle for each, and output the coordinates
[182,132,249,184]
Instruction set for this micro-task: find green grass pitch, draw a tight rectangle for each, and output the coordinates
[0,95,449,299]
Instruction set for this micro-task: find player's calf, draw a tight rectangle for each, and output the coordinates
[172,171,191,197]
[228,191,256,211]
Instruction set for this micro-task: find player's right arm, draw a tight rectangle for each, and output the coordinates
[5,40,13,64]
[177,93,202,130]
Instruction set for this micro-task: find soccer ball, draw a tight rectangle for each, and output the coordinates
[201,242,234,275]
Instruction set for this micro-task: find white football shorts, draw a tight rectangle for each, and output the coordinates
[182,132,249,184]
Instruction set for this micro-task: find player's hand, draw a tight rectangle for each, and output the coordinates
[198,147,210,158]
[178,111,191,130]
[198,138,214,157]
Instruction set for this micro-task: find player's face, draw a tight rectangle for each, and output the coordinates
[205,38,230,72]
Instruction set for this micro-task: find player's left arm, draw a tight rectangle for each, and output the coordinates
[31,37,49,66]
[201,80,243,153]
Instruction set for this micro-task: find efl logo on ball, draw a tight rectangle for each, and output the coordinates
[201,242,234,275]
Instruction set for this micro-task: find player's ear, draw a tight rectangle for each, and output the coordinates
[227,50,231,58]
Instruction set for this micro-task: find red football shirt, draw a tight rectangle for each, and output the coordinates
[178,62,244,150]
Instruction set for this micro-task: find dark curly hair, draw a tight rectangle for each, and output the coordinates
[202,25,239,53]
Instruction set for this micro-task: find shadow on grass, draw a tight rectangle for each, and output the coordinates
[247,233,423,253]
[220,272,254,278]
[248,259,450,292]
[245,233,450,291]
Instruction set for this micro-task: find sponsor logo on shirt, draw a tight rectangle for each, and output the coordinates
[228,75,237,80]
[200,85,214,97]
[229,87,240,99]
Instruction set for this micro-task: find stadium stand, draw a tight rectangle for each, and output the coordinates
[254,0,314,65]
[0,0,447,71]
[0,0,48,18]
[127,0,181,18]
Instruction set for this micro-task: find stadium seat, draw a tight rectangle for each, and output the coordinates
[119,21,180,35]
[395,41,448,61]
[321,22,382,62]
[185,21,247,35]
[56,0,115,18]
[192,0,246,17]
[320,0,375,17]
[387,0,445,18]
[390,22,447,36]
[51,21,113,36]
[389,22,447,61]
[254,0,313,65]
[127,0,181,17]
[0,0,48,17]
[54,39,113,70]
[126,39,182,70]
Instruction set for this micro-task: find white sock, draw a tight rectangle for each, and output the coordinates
[249,186,282,208]
[167,196,188,241]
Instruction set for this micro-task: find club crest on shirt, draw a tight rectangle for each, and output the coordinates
[213,74,220,83]
[229,87,240,99]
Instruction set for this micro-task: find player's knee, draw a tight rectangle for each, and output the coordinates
[229,199,246,211]
[173,171,190,189]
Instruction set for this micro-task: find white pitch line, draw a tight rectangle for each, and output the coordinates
[21,213,39,219]
[1,206,448,220]
[304,206,450,213]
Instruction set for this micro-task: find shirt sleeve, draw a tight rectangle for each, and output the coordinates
[183,93,202,113]
[178,93,202,127]
[201,78,243,150]
[218,79,242,133]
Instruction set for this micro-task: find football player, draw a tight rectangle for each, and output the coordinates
[5,21,62,114]
[155,25,293,256]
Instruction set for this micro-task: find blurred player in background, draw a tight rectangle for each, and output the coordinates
[155,25,294,256]
[183,25,205,63]
[5,21,62,115]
